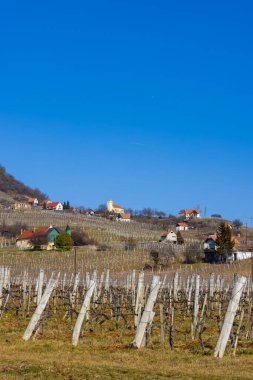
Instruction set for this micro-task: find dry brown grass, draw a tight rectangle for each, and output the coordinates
[0,320,253,380]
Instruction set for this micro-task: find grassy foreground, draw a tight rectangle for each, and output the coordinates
[0,330,253,380]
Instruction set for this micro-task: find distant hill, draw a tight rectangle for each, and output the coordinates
[0,165,48,206]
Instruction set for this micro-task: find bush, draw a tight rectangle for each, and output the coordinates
[55,233,72,251]
[71,229,96,246]
[182,243,203,264]
[0,222,28,238]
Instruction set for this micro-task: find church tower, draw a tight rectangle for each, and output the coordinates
[107,199,113,212]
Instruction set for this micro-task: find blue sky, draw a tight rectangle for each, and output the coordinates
[0,0,253,221]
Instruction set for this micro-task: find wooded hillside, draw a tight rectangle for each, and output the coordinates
[0,165,47,205]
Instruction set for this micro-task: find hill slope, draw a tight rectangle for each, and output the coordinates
[0,165,48,206]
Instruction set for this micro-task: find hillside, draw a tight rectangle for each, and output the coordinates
[0,165,48,206]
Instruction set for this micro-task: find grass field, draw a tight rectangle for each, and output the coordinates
[1,326,253,379]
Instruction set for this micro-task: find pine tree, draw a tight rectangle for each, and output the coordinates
[215,222,234,260]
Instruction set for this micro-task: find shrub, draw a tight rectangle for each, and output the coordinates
[55,233,72,251]
[71,229,96,246]
[0,222,28,238]
[182,243,203,264]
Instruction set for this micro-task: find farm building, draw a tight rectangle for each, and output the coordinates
[159,231,177,243]
[12,202,32,210]
[16,226,60,250]
[176,222,189,231]
[46,202,63,211]
[178,209,200,219]
[27,198,39,206]
[116,213,131,222]
[204,234,240,262]
[107,199,124,214]
[40,199,52,208]
[82,209,95,216]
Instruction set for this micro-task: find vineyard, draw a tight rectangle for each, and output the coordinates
[0,256,253,378]
[0,211,253,379]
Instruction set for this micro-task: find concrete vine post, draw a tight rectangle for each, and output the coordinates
[72,279,96,346]
[214,275,247,358]
[23,273,60,341]
[36,269,44,306]
[133,275,161,348]
[134,271,144,327]
[192,274,200,339]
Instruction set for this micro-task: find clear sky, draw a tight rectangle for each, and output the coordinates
[0,0,252,221]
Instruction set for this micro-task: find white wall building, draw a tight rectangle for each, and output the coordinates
[160,231,177,243]
[176,223,189,231]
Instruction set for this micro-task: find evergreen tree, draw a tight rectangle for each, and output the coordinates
[215,222,234,260]
[55,233,72,251]
[63,201,70,210]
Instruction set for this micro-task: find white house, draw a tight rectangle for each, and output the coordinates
[27,198,39,207]
[233,252,253,261]
[176,222,189,231]
[82,209,95,216]
[116,213,131,222]
[178,209,200,219]
[160,231,177,243]
[204,234,239,252]
[204,235,217,252]
[46,202,63,211]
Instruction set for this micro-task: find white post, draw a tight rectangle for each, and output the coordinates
[133,275,161,348]
[70,272,80,307]
[214,275,247,358]
[36,269,44,305]
[23,273,60,341]
[134,271,145,327]
[105,269,110,292]
[72,279,96,346]
[0,267,5,308]
[173,272,179,301]
[192,274,200,339]
[209,273,215,298]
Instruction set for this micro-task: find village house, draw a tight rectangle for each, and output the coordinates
[159,230,177,243]
[107,199,124,214]
[176,222,189,231]
[27,198,39,207]
[12,202,32,211]
[203,234,217,252]
[40,199,51,208]
[16,226,60,250]
[116,213,131,222]
[204,233,239,262]
[178,209,200,219]
[82,209,95,216]
[46,202,63,211]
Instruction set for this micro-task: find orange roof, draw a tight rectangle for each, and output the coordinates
[179,209,199,214]
[207,234,239,245]
[113,204,123,209]
[46,202,61,208]
[40,199,51,204]
[17,227,50,240]
[177,223,188,227]
[121,214,131,219]
[28,198,37,203]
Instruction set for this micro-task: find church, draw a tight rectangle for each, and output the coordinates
[107,199,124,214]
